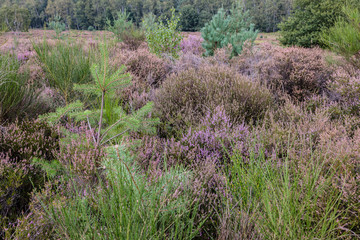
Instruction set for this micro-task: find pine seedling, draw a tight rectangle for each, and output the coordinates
[40,41,159,147]
[201,8,231,57]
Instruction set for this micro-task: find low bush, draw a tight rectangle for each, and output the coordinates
[180,35,204,55]
[128,108,249,237]
[154,65,272,135]
[143,8,183,59]
[112,48,169,110]
[130,106,249,169]
[56,124,105,182]
[233,43,334,101]
[0,120,59,238]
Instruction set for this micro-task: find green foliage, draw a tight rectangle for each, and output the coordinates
[179,5,199,31]
[322,6,360,67]
[279,0,349,47]
[143,8,183,59]
[201,5,258,58]
[141,12,156,31]
[243,0,293,32]
[227,146,344,239]
[43,147,204,239]
[106,10,133,42]
[31,158,63,179]
[33,40,93,104]
[0,53,35,122]
[0,5,31,32]
[40,42,159,146]
[201,8,230,57]
[47,15,66,38]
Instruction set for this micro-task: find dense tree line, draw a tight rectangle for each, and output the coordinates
[0,0,293,31]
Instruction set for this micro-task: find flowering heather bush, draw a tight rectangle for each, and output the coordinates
[331,64,360,111]
[180,106,249,165]
[0,120,60,238]
[255,100,360,234]
[56,124,106,182]
[111,48,170,110]
[128,108,248,237]
[233,43,334,101]
[0,120,59,161]
[154,65,272,135]
[180,35,204,55]
[113,48,169,87]
[131,106,249,170]
[9,182,60,240]
[168,52,205,74]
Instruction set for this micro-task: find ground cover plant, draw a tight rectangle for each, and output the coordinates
[2,3,360,239]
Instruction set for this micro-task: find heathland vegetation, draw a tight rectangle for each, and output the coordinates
[1,0,360,239]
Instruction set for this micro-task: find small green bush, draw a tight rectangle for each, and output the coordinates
[322,6,360,68]
[33,40,93,105]
[143,8,183,59]
[141,13,156,31]
[106,11,133,42]
[201,4,258,58]
[47,15,66,38]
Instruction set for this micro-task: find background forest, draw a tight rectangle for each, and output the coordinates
[0,0,293,32]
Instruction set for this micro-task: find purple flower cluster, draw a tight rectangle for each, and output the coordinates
[180,106,249,165]
[180,35,204,55]
[17,51,33,62]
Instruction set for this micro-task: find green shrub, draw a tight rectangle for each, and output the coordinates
[33,40,93,105]
[322,6,360,68]
[201,4,258,58]
[143,8,183,59]
[278,0,358,47]
[154,65,273,135]
[106,11,133,42]
[141,13,156,31]
[40,42,159,147]
[47,15,66,38]
[0,5,30,32]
